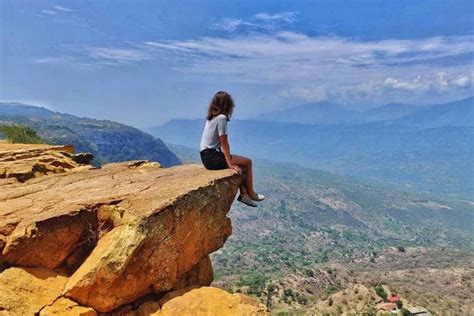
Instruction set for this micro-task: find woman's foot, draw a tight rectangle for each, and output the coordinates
[249,192,265,202]
[237,195,258,207]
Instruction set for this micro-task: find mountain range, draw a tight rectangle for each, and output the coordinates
[149,97,474,198]
[169,143,474,313]
[0,102,180,166]
[256,97,473,127]
[0,98,472,314]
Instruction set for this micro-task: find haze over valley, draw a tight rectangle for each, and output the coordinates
[1,0,473,314]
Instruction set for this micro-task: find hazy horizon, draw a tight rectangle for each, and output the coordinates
[1,0,473,128]
[1,2,473,314]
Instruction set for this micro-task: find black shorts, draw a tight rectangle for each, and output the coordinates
[200,148,229,170]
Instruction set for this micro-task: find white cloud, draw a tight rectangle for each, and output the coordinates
[33,46,151,68]
[281,72,473,103]
[53,5,74,12]
[35,24,473,103]
[450,75,471,88]
[383,72,472,92]
[32,56,99,70]
[212,11,299,33]
[211,18,257,32]
[84,47,151,62]
[34,56,70,64]
[140,32,474,84]
[281,86,328,102]
[253,11,298,23]
[41,10,57,15]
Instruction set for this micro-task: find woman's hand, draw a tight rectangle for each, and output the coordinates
[229,164,242,175]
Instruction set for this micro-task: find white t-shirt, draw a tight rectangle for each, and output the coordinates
[199,114,228,151]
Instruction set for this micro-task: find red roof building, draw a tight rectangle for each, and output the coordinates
[388,294,401,303]
[377,302,396,312]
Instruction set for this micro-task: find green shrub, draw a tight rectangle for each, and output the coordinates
[295,292,308,305]
[374,285,387,301]
[283,288,294,298]
[0,124,44,144]
[304,268,315,277]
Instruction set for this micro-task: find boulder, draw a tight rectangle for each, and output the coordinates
[154,286,268,315]
[63,163,239,311]
[71,153,94,165]
[0,143,260,314]
[39,297,97,316]
[0,141,90,182]
[173,255,214,290]
[1,149,241,311]
[0,267,68,315]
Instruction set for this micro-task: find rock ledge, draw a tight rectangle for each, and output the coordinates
[0,143,267,314]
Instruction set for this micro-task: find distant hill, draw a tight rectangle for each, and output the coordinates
[0,102,180,166]
[172,143,474,314]
[169,143,474,271]
[391,96,474,128]
[149,97,474,198]
[256,97,474,126]
[257,102,363,125]
[363,103,419,122]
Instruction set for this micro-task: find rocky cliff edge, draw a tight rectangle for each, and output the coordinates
[0,142,268,315]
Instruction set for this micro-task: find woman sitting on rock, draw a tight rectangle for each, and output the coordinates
[199,91,265,207]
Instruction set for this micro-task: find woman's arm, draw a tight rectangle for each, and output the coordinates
[220,135,242,174]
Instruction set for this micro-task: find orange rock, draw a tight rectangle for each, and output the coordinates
[173,255,214,290]
[0,143,242,313]
[62,163,239,311]
[39,297,97,316]
[0,142,86,182]
[0,267,68,315]
[155,286,268,316]
[136,301,161,316]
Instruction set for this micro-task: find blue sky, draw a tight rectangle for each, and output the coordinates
[1,0,473,127]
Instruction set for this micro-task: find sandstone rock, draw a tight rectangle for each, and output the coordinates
[1,156,240,311]
[63,165,239,311]
[0,141,89,182]
[136,301,161,316]
[1,143,244,313]
[0,267,68,315]
[71,153,94,165]
[173,255,214,290]
[39,297,97,316]
[155,286,268,316]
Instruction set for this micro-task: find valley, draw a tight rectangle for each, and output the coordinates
[170,144,474,315]
[151,97,474,199]
[1,100,472,314]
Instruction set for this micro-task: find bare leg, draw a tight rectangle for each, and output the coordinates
[239,167,248,196]
[239,182,248,196]
[231,155,255,196]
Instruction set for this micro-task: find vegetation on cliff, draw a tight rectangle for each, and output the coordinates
[0,124,45,144]
[0,102,180,167]
[170,143,474,314]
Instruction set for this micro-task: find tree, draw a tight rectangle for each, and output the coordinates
[266,283,275,309]
[374,285,388,301]
[0,124,44,144]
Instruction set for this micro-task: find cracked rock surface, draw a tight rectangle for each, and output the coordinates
[0,143,270,315]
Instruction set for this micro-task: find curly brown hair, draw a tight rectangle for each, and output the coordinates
[207,91,235,121]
